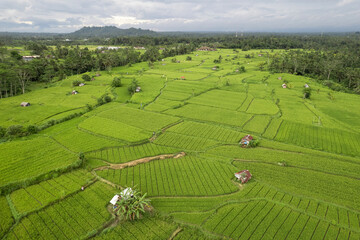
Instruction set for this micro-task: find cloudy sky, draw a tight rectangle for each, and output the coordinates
[0,0,359,33]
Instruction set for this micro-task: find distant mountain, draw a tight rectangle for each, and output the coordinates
[66,26,158,38]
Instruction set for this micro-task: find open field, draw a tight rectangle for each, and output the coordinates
[0,48,359,239]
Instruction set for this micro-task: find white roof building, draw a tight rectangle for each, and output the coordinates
[110,195,119,205]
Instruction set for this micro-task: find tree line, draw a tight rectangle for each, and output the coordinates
[0,43,194,98]
[268,49,360,93]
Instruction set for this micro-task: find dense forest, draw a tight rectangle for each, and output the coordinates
[0,32,359,98]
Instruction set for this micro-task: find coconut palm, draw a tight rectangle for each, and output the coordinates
[115,189,150,221]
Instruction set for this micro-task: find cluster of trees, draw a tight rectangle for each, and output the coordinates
[268,49,360,92]
[0,43,194,98]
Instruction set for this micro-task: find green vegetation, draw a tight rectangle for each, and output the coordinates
[0,46,359,239]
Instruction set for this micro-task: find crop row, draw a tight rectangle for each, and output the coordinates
[79,116,151,142]
[97,105,180,131]
[0,197,13,239]
[86,143,179,163]
[0,136,76,187]
[154,132,219,151]
[237,94,254,112]
[96,156,238,196]
[203,200,360,239]
[167,121,244,144]
[165,80,215,95]
[10,170,94,214]
[209,145,360,180]
[6,182,114,240]
[187,89,247,110]
[53,127,121,153]
[275,120,360,156]
[233,160,360,215]
[165,103,253,127]
[242,115,271,133]
[94,217,176,240]
[263,118,283,139]
[246,98,279,115]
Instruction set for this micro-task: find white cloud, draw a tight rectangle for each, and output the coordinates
[0,0,359,32]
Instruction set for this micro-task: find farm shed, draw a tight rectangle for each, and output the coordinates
[235,170,252,183]
[20,102,30,107]
[110,195,120,205]
[240,135,253,147]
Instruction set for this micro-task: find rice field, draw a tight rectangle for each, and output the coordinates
[1,48,360,239]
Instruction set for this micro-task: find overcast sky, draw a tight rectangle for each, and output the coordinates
[0,0,359,33]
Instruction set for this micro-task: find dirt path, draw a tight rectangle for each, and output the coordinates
[94,152,186,171]
[168,227,182,240]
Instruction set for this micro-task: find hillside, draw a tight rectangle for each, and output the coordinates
[0,49,360,239]
[66,26,158,38]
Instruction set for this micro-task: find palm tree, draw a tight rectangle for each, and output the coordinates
[115,189,150,221]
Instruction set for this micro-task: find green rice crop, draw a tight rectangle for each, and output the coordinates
[0,136,76,187]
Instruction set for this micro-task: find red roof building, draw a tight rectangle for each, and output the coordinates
[235,170,252,184]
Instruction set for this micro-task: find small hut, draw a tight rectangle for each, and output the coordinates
[72,90,78,95]
[79,83,85,87]
[135,87,141,93]
[282,83,287,88]
[235,170,252,184]
[240,135,253,147]
[20,102,30,107]
[110,194,120,209]
[278,77,282,80]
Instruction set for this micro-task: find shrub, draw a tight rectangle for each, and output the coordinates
[186,56,192,61]
[6,125,24,136]
[303,87,312,99]
[247,139,259,148]
[26,125,39,134]
[72,80,81,86]
[128,79,139,95]
[0,126,5,138]
[82,74,91,82]
[104,95,112,103]
[111,77,122,87]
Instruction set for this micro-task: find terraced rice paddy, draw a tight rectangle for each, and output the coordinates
[1,49,359,239]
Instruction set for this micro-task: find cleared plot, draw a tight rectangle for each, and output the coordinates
[86,143,179,163]
[262,118,283,139]
[187,89,246,110]
[10,170,94,215]
[0,136,76,188]
[79,116,151,142]
[0,197,13,238]
[232,160,360,210]
[275,120,360,156]
[97,105,180,131]
[165,104,252,127]
[246,98,279,115]
[243,115,271,133]
[93,216,176,240]
[153,132,219,151]
[96,155,238,196]
[167,121,244,144]
[5,181,114,240]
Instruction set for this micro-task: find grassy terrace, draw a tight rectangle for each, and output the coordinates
[0,48,359,239]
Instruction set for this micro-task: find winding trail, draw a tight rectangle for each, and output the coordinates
[94,152,186,171]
